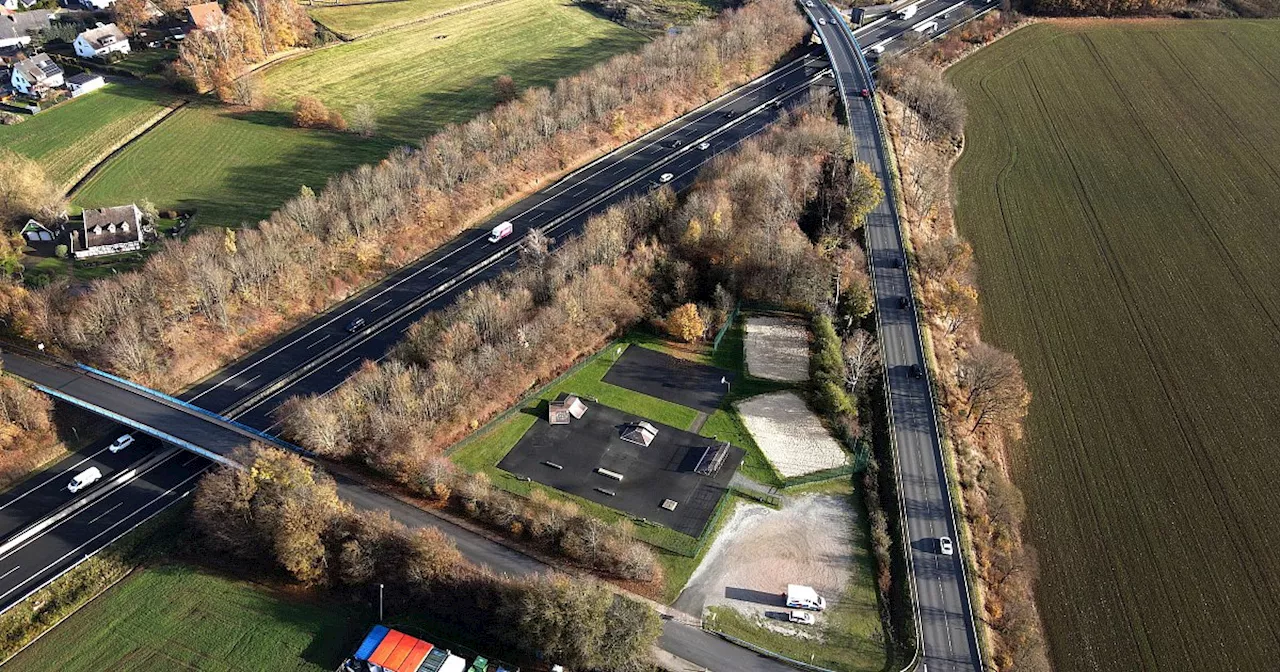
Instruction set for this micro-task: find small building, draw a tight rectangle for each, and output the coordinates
[72,204,144,258]
[620,420,659,447]
[20,219,56,243]
[9,52,62,96]
[0,10,50,49]
[344,624,469,672]
[80,0,116,10]
[74,22,130,60]
[66,71,105,97]
[185,1,226,31]
[548,393,588,425]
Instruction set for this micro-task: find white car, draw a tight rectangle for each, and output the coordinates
[818,17,827,25]
[806,0,814,5]
[108,434,134,453]
[68,467,102,494]
[659,173,674,183]
[939,536,954,556]
[788,610,816,625]
[697,141,710,151]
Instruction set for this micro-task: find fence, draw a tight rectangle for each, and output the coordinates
[711,302,741,352]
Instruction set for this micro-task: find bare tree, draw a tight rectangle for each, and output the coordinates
[842,328,881,392]
[957,343,1029,433]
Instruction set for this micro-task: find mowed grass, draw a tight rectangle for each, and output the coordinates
[949,20,1280,672]
[3,564,364,671]
[262,0,645,142]
[72,105,396,226]
[0,82,175,189]
[310,0,484,38]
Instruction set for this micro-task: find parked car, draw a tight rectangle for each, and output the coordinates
[68,467,102,494]
[788,610,816,625]
[659,173,675,183]
[939,536,954,556]
[347,317,366,333]
[108,434,134,453]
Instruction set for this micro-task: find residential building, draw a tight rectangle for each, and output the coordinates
[0,10,51,49]
[79,0,116,11]
[9,52,62,95]
[72,204,145,258]
[74,22,130,59]
[185,1,225,31]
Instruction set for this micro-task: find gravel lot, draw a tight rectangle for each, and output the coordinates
[744,316,809,382]
[675,494,856,629]
[739,392,847,478]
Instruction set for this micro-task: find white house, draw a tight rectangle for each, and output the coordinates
[79,0,116,9]
[74,22,130,59]
[0,10,51,48]
[66,71,105,97]
[9,53,62,95]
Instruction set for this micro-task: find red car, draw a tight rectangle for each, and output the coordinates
[860,88,871,98]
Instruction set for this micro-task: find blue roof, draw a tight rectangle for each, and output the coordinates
[355,625,390,661]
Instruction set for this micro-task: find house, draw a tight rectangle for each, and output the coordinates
[0,10,51,49]
[74,22,130,59]
[80,0,116,9]
[185,1,225,31]
[66,71,104,96]
[72,204,145,258]
[9,52,62,95]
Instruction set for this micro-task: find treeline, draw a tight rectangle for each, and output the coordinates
[0,361,59,491]
[1,0,810,392]
[879,56,966,141]
[193,446,660,671]
[279,103,864,564]
[174,0,315,100]
[882,67,1048,671]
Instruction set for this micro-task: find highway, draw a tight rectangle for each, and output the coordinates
[0,4,995,670]
[808,1,985,671]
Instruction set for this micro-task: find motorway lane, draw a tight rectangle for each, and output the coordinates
[809,2,983,671]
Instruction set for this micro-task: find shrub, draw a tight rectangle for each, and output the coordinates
[292,95,330,128]
[665,303,704,342]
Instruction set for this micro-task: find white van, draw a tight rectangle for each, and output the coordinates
[785,584,827,611]
[68,467,103,493]
[488,221,514,243]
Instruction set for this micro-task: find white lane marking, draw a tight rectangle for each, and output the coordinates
[86,502,123,526]
[0,566,19,581]
[337,358,362,374]
[231,374,261,392]
[306,334,332,350]
[372,298,393,313]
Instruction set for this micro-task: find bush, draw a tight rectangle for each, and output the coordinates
[292,95,330,129]
[811,314,844,385]
[54,245,68,259]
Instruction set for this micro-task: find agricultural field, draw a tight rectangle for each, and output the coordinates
[309,0,485,38]
[949,20,1280,672]
[3,564,364,671]
[72,104,395,227]
[261,0,646,142]
[0,82,175,190]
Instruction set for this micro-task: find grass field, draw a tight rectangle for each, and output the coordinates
[0,82,175,190]
[949,19,1280,672]
[262,0,645,142]
[3,565,364,671]
[72,105,396,226]
[309,0,484,38]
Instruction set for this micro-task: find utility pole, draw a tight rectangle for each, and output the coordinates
[379,583,384,622]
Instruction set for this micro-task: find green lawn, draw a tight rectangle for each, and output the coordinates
[72,105,396,227]
[0,82,174,189]
[310,0,484,38]
[3,565,365,671]
[263,0,646,142]
[111,49,178,80]
[705,482,884,672]
[949,19,1280,672]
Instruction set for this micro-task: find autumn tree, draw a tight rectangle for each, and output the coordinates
[956,343,1029,434]
[493,74,517,104]
[937,278,979,336]
[293,96,330,128]
[665,303,704,342]
[0,149,63,225]
[846,161,883,231]
[112,0,154,34]
[842,328,880,392]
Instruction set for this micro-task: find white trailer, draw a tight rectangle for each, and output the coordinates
[785,584,827,611]
[895,1,920,20]
[913,19,938,33]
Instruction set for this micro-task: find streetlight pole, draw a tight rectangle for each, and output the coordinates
[379,583,384,622]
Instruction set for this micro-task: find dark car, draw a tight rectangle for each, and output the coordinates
[672,139,684,148]
[347,317,366,333]
[776,83,787,91]
[893,256,903,269]
[898,296,909,309]
[909,364,923,379]
[725,110,737,118]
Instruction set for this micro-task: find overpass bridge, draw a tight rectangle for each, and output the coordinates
[1,349,292,468]
[802,3,986,672]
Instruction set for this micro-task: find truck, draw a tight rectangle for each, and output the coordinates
[894,1,920,20]
[785,584,827,611]
[487,220,513,243]
[912,19,938,33]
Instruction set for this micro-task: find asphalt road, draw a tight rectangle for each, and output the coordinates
[808,2,985,671]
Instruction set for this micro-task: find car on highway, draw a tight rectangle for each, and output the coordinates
[776,83,786,91]
[659,173,674,183]
[697,141,710,151]
[671,139,684,148]
[910,364,923,379]
[68,467,102,494]
[788,610,816,625]
[346,317,366,333]
[893,255,903,268]
[898,296,909,309]
[805,0,814,5]
[725,109,736,118]
[108,434,134,453]
[818,17,826,25]
[939,536,954,556]
[860,88,870,98]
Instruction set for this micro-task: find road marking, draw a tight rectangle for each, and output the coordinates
[0,566,19,581]
[337,358,362,374]
[306,334,332,350]
[86,502,123,526]
[372,298,393,313]
[231,374,261,392]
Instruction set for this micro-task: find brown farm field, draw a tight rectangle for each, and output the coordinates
[949,19,1280,672]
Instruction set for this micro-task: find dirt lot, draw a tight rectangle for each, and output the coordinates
[744,316,809,382]
[738,392,847,478]
[675,494,855,629]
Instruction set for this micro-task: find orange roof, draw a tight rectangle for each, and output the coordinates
[186,1,225,30]
[401,640,434,672]
[368,630,405,666]
[385,636,417,670]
